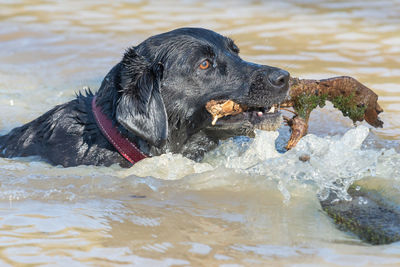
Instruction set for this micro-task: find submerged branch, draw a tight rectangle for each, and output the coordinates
[320,181,400,245]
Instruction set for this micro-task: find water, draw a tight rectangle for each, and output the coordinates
[1,0,400,266]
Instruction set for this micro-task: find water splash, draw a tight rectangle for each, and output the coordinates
[204,126,398,202]
[1,126,399,204]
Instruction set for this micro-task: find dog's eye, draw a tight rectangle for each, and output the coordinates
[199,60,211,70]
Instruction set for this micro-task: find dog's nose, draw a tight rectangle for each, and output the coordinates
[268,69,290,88]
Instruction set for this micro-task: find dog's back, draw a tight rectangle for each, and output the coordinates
[0,102,76,161]
[0,95,127,167]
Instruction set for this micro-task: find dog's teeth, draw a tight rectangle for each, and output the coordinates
[212,116,219,125]
[267,106,275,113]
[257,111,263,117]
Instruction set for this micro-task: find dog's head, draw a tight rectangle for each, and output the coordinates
[96,28,289,149]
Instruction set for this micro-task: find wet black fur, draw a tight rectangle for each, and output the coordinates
[0,28,289,167]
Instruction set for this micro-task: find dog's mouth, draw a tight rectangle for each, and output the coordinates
[205,99,283,137]
[239,104,282,130]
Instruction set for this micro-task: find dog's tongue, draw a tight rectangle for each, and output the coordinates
[205,100,245,125]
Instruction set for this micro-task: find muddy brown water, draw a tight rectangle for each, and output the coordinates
[1,1,400,266]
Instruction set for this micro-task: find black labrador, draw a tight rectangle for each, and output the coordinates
[0,28,289,167]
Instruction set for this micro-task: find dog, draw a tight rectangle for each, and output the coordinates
[0,28,289,167]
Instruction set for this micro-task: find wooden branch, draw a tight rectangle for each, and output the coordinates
[283,76,384,149]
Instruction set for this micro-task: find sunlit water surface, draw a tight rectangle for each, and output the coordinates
[1,0,400,266]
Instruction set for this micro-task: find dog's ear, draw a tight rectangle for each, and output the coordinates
[116,47,167,147]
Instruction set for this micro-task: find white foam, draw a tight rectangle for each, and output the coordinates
[205,125,397,202]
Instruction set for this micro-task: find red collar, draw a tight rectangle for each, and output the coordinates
[91,96,147,165]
